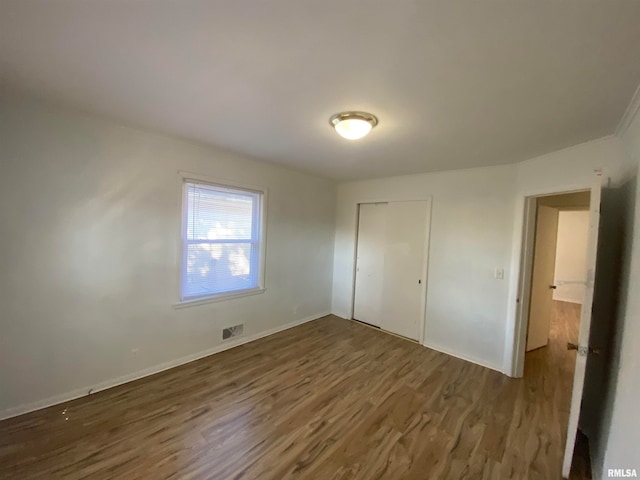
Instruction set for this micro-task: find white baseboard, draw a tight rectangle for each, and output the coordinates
[422,339,504,374]
[0,312,330,421]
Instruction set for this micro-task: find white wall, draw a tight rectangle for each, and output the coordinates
[504,136,626,376]
[2,87,637,475]
[332,165,517,371]
[332,136,626,374]
[0,93,336,418]
[553,210,590,304]
[600,95,640,477]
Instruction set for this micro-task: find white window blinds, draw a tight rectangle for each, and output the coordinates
[181,181,263,301]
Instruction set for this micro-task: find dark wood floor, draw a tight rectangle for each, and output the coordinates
[0,303,585,479]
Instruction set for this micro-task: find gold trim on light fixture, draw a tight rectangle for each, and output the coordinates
[329,111,378,140]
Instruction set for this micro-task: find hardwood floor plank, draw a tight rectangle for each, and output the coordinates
[0,305,589,479]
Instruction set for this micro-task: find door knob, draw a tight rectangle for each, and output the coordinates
[550,285,557,289]
[567,342,578,350]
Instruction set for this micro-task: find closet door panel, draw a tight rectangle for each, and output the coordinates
[353,203,387,327]
[380,201,429,340]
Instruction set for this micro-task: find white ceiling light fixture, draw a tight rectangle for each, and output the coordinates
[329,111,378,140]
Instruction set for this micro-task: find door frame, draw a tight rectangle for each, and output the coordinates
[350,197,432,345]
[507,184,593,378]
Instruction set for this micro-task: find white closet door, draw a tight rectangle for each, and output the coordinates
[353,203,388,327]
[380,201,430,340]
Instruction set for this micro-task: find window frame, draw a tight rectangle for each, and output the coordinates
[174,172,267,308]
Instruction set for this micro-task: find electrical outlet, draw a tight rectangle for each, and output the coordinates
[494,268,504,280]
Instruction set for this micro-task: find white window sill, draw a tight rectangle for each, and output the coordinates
[173,288,266,309]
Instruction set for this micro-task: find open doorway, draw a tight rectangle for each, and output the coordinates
[525,191,591,357]
[516,185,601,479]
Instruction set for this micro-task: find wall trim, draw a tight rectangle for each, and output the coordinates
[423,339,504,374]
[0,312,330,421]
[616,82,640,137]
[331,310,352,320]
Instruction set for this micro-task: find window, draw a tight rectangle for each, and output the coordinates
[180,178,265,303]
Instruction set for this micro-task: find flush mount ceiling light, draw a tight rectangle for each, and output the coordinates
[329,111,378,140]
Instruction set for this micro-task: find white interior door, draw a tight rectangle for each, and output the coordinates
[353,203,387,327]
[562,178,602,478]
[526,204,559,351]
[380,201,430,341]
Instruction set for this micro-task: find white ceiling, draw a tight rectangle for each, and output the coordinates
[2,1,640,180]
